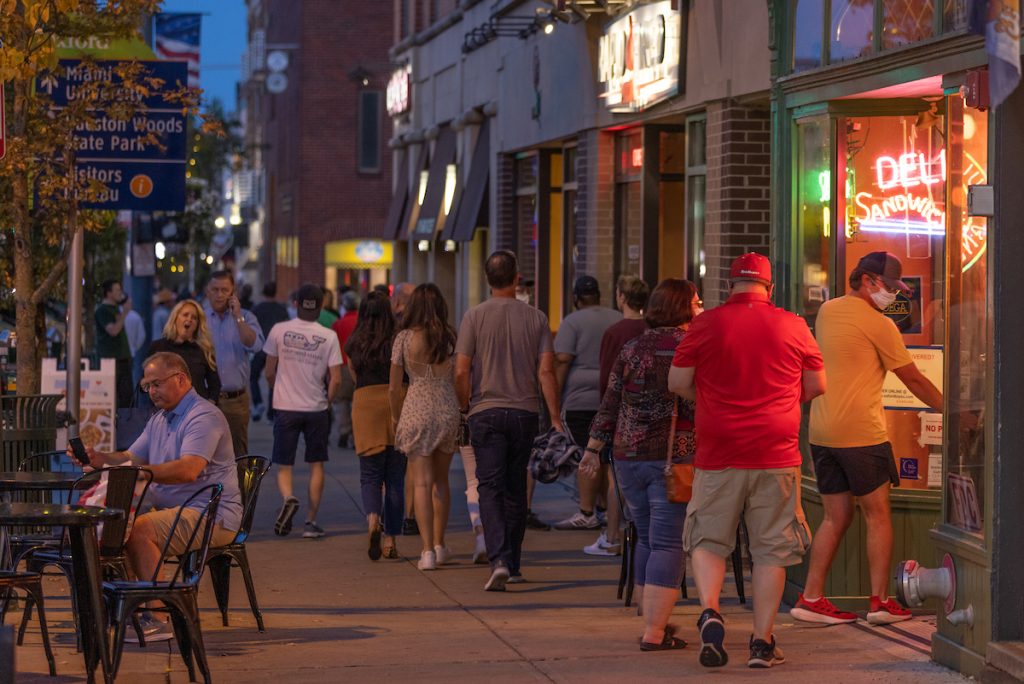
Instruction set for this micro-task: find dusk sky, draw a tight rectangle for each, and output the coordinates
[161,0,247,114]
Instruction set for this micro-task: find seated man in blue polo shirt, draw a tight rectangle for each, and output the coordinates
[76,351,242,640]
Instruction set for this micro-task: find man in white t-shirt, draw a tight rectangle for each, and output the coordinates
[264,283,343,539]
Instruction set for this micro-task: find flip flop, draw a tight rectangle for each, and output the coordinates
[368,526,382,561]
[382,544,399,559]
[640,624,688,651]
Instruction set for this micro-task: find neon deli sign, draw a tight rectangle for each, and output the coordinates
[598,0,681,113]
[852,147,987,271]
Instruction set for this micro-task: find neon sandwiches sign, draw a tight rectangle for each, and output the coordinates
[855,150,947,236]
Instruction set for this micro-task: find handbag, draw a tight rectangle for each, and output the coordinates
[115,384,154,451]
[664,397,695,504]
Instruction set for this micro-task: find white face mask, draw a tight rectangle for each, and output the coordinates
[869,287,897,310]
[516,292,530,304]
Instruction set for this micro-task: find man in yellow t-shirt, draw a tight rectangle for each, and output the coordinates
[791,252,943,627]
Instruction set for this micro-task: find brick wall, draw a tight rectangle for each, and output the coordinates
[578,129,616,298]
[262,0,394,289]
[703,99,771,307]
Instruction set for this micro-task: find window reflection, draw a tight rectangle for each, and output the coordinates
[831,0,875,63]
[795,116,831,330]
[793,0,824,72]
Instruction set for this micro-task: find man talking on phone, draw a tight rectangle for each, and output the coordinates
[204,271,264,459]
[70,352,242,641]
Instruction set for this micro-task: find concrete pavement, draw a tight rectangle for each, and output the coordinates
[11,417,965,682]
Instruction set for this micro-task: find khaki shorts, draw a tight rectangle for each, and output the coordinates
[683,467,811,567]
[140,507,238,556]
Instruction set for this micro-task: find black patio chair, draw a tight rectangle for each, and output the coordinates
[19,466,153,648]
[104,483,223,684]
[201,455,271,632]
[0,570,56,676]
[7,451,81,567]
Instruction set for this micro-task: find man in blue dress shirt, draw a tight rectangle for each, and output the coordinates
[78,351,243,640]
[203,271,264,458]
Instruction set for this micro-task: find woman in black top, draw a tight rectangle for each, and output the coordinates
[345,291,406,561]
[147,300,222,402]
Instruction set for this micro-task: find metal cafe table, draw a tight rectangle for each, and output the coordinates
[0,471,82,567]
[0,502,122,684]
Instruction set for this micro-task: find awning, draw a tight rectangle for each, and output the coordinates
[410,126,457,238]
[397,144,428,240]
[444,119,490,242]
[380,148,408,240]
[325,240,393,269]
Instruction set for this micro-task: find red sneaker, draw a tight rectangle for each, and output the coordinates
[867,596,912,625]
[790,594,857,625]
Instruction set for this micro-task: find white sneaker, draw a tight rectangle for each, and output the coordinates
[434,545,454,565]
[418,549,437,571]
[553,511,601,530]
[583,532,622,556]
[472,535,488,564]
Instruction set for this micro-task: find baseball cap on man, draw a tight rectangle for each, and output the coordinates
[295,283,324,321]
[573,275,600,297]
[730,252,772,285]
[856,251,911,294]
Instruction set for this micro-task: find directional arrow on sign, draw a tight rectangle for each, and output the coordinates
[38,74,58,96]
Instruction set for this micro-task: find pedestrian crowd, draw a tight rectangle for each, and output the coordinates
[83,247,941,668]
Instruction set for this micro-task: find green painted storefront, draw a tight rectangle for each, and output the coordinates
[767,1,1024,679]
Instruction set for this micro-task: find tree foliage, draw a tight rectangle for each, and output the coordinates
[0,1,211,393]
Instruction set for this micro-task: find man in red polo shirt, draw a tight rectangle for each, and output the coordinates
[669,253,827,670]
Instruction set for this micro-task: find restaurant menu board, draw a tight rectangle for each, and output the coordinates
[41,358,116,452]
[883,346,944,409]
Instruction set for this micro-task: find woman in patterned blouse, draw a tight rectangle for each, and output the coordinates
[581,278,703,651]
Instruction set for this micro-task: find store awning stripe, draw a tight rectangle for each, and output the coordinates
[447,119,490,243]
[381,149,409,240]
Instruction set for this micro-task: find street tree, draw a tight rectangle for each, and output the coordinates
[0,1,209,393]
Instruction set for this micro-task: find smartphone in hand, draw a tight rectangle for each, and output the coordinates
[69,437,90,466]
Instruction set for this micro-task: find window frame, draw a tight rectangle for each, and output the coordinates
[357,90,383,174]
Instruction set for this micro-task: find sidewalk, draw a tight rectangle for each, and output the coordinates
[12,418,965,682]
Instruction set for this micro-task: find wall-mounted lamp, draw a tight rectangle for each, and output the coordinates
[444,240,458,253]
[417,240,430,252]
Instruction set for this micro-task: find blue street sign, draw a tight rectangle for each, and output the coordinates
[75,160,186,211]
[37,60,189,211]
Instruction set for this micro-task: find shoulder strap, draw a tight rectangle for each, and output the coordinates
[665,396,679,466]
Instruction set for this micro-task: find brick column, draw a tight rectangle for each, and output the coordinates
[703,99,772,307]
[580,128,616,297]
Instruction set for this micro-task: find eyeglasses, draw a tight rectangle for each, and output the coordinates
[140,372,183,393]
[870,277,900,295]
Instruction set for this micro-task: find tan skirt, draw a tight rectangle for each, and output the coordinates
[351,384,396,456]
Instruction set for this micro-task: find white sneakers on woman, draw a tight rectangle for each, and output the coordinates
[418,549,437,570]
[434,545,455,565]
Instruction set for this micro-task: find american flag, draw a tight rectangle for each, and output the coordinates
[154,13,201,88]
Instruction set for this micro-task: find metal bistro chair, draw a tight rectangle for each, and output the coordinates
[19,466,153,649]
[6,451,80,566]
[0,566,56,676]
[104,484,223,684]
[201,455,271,632]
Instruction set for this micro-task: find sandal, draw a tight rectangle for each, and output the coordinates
[640,624,688,652]
[368,525,382,561]
[382,544,399,559]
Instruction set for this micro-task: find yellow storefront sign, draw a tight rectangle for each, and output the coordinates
[324,240,393,268]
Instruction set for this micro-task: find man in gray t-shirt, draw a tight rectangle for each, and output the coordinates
[455,250,564,592]
[552,277,622,537]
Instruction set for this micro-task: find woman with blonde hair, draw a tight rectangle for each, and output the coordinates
[147,299,222,401]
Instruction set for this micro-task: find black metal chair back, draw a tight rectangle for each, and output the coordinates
[232,456,271,545]
[65,466,153,557]
[153,483,222,588]
[17,450,78,474]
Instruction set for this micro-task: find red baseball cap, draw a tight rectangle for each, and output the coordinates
[730,252,772,285]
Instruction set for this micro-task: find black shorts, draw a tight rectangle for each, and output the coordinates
[563,410,596,449]
[272,409,331,465]
[810,442,899,497]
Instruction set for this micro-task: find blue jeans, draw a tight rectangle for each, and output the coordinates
[359,447,407,537]
[469,408,539,574]
[615,459,687,589]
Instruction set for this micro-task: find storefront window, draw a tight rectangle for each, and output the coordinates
[944,96,988,536]
[882,0,935,49]
[686,115,707,293]
[792,0,825,72]
[614,130,643,285]
[794,116,831,329]
[515,154,539,285]
[943,0,971,32]
[563,145,579,317]
[830,0,875,63]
